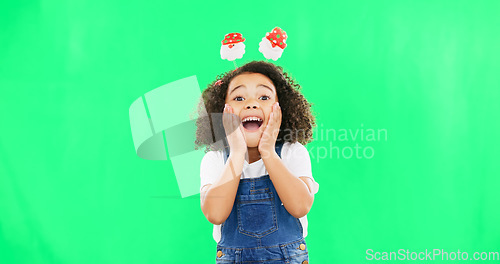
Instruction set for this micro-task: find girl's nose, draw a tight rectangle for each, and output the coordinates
[245,100,259,109]
[245,104,259,109]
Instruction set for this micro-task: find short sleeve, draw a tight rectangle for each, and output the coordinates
[200,151,224,192]
[284,142,320,195]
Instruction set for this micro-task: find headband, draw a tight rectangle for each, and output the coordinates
[220,27,288,63]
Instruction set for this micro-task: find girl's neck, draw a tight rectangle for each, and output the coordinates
[247,147,261,164]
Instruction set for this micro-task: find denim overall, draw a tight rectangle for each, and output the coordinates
[216,143,309,264]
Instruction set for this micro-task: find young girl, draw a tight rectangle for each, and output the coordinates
[195,61,319,264]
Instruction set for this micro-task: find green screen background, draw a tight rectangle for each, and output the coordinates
[1,0,499,263]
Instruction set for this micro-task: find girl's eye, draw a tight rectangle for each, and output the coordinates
[260,96,270,100]
[234,96,244,101]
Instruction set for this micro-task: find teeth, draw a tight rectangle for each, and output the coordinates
[242,116,263,122]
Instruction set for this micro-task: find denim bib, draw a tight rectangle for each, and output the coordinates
[216,143,310,264]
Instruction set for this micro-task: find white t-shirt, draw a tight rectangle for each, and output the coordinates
[200,141,319,242]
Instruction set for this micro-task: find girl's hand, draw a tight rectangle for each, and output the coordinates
[223,104,247,157]
[258,102,281,160]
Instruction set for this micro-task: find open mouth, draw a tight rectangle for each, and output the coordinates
[242,117,263,132]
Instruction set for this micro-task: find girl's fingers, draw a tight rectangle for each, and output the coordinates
[272,103,277,121]
[223,105,228,119]
[223,104,233,127]
[275,103,281,124]
[227,105,237,127]
[224,104,237,134]
[223,106,227,124]
[233,114,239,128]
[273,107,278,123]
[271,103,281,137]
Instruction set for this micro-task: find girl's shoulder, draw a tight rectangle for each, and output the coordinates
[201,149,225,167]
[281,141,309,159]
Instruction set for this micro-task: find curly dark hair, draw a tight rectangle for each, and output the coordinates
[194,60,316,152]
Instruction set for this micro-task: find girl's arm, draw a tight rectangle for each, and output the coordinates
[262,152,315,218]
[201,104,248,225]
[259,102,314,218]
[200,151,246,225]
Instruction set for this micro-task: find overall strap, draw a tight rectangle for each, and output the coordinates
[223,142,285,164]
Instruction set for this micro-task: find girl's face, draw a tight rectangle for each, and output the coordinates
[225,72,278,148]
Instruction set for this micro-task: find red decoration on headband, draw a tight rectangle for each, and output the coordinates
[214,80,223,86]
[265,27,287,49]
[221,33,245,47]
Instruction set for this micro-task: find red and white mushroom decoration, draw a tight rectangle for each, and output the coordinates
[259,27,288,61]
[220,32,246,61]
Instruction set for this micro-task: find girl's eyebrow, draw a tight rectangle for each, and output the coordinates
[229,84,274,95]
[258,84,275,93]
